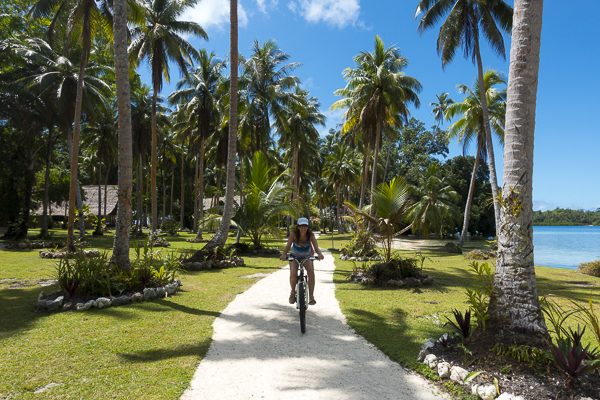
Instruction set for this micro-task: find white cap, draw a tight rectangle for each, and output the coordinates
[297,217,309,226]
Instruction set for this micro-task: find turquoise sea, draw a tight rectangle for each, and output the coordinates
[533,225,600,269]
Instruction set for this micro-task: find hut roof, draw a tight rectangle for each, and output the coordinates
[34,185,119,216]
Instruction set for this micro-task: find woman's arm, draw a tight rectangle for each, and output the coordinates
[280,233,294,260]
[310,233,324,260]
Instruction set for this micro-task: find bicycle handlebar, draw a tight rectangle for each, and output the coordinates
[286,254,318,261]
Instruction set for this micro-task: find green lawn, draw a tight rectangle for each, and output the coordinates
[332,242,600,372]
[0,228,285,400]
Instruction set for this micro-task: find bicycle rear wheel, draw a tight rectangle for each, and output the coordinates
[298,281,306,333]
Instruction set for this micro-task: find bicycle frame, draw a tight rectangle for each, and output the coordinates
[287,255,316,333]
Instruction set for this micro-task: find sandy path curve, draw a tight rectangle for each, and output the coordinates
[181,252,447,400]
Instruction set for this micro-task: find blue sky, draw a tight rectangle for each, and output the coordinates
[139,0,600,211]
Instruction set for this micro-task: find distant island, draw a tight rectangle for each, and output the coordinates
[533,208,600,226]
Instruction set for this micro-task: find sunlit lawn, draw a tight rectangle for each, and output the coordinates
[332,242,600,375]
[0,228,286,399]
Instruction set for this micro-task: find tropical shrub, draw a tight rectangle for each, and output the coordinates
[367,257,420,282]
[345,177,413,262]
[465,249,494,260]
[445,309,472,339]
[341,229,379,259]
[491,343,553,368]
[579,259,600,277]
[465,262,493,331]
[234,152,296,248]
[550,326,600,387]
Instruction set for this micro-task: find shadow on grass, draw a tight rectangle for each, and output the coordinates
[118,338,212,363]
[0,286,47,339]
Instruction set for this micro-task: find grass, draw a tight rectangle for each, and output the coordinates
[332,244,600,372]
[0,228,285,399]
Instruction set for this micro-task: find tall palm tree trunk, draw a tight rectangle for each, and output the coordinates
[369,124,382,208]
[66,9,91,251]
[195,135,205,241]
[474,35,501,231]
[95,165,103,235]
[41,127,53,238]
[170,168,174,216]
[193,156,199,231]
[359,146,370,208]
[459,150,481,246]
[111,0,133,269]
[204,0,237,249]
[137,154,144,226]
[180,151,185,228]
[150,90,158,232]
[488,0,547,345]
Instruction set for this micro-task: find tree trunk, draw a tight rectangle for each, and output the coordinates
[104,163,110,218]
[150,90,158,232]
[162,160,167,226]
[111,0,134,269]
[204,0,238,249]
[474,35,501,232]
[359,145,370,209]
[194,135,205,241]
[170,168,174,217]
[180,151,185,228]
[488,0,547,345]
[335,187,345,234]
[459,149,481,246]
[76,182,85,238]
[95,165,103,235]
[369,124,382,208]
[193,156,199,231]
[137,154,144,226]
[41,127,53,238]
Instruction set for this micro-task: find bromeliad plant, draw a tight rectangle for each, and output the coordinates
[445,309,472,339]
[549,326,600,387]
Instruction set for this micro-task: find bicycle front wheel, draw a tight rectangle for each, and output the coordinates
[298,281,306,333]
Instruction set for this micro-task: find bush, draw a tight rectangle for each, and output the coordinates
[465,249,494,260]
[160,216,179,235]
[444,242,462,254]
[341,229,379,259]
[579,259,600,277]
[367,257,420,282]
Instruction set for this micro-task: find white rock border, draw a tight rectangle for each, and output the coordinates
[418,337,525,400]
[36,279,183,312]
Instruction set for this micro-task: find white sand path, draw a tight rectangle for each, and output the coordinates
[181,252,447,400]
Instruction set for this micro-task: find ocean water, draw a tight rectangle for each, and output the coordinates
[533,225,600,269]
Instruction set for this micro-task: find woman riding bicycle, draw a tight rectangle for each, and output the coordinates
[280,217,324,305]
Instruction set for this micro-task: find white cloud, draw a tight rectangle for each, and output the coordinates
[288,0,360,28]
[181,0,249,30]
[319,107,346,136]
[256,0,278,14]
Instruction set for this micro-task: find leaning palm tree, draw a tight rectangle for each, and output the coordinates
[415,0,513,230]
[169,50,226,241]
[408,163,459,238]
[205,0,238,249]
[129,0,207,232]
[446,70,506,246]
[488,0,548,345]
[333,35,421,209]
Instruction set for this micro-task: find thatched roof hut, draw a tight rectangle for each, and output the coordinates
[34,185,119,217]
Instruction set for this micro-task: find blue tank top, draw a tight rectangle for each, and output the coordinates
[291,236,311,258]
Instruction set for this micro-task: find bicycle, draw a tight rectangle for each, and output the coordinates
[287,254,317,334]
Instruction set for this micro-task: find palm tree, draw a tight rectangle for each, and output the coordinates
[111,0,134,269]
[416,0,513,230]
[169,50,226,241]
[446,70,506,245]
[28,0,116,251]
[409,163,459,238]
[10,37,111,247]
[431,92,453,127]
[333,35,421,210]
[205,0,238,249]
[129,0,207,232]
[238,40,300,155]
[234,152,296,248]
[277,89,324,202]
[346,177,414,262]
[488,0,547,345]
[322,141,361,233]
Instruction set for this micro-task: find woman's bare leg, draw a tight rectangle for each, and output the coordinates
[289,261,298,294]
[306,260,315,301]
